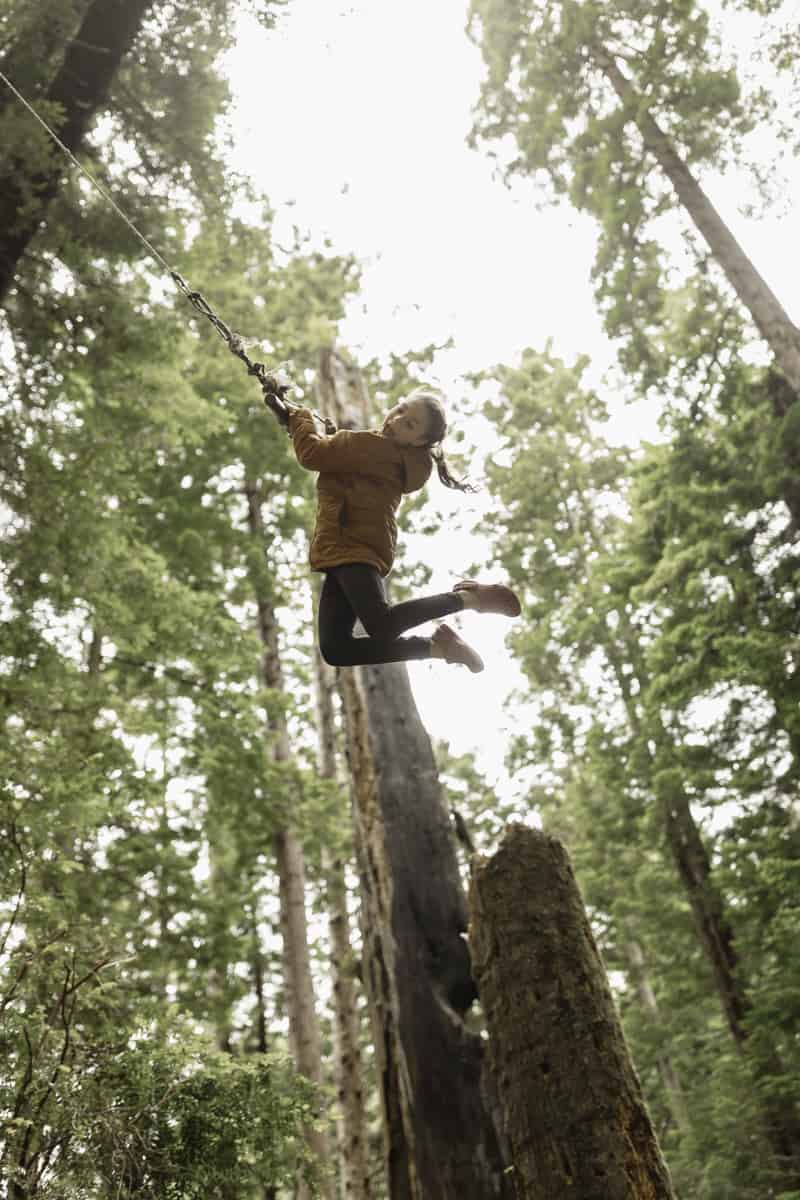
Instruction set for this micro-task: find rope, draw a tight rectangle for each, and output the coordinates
[0,68,337,433]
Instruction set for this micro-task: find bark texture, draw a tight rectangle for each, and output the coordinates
[316,347,512,1199]
[0,0,157,300]
[594,48,800,398]
[337,666,415,1200]
[470,824,676,1200]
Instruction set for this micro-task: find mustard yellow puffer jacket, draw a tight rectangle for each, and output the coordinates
[289,407,433,576]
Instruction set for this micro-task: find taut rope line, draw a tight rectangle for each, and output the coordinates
[0,68,336,431]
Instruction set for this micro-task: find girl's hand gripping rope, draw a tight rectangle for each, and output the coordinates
[283,401,336,435]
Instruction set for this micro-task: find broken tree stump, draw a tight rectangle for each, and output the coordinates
[469,824,676,1200]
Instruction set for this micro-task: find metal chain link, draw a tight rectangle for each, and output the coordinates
[170,272,294,427]
[171,273,338,433]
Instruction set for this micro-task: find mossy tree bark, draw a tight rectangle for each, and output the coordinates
[0,0,158,300]
[316,349,511,1199]
[470,824,676,1200]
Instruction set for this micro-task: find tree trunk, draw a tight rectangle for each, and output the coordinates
[272,828,324,1069]
[623,935,691,1138]
[588,555,755,1057]
[206,842,235,1054]
[658,774,800,1178]
[656,781,748,1043]
[594,48,800,398]
[250,913,269,1055]
[316,347,511,1199]
[470,824,676,1200]
[0,0,157,300]
[606,560,800,1178]
[337,666,415,1200]
[766,368,800,529]
[245,482,332,1200]
[313,634,373,1200]
[0,1,88,118]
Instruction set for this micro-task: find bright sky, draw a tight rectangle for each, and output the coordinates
[223,0,799,791]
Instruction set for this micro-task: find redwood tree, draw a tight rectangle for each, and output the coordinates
[468,0,800,395]
[471,824,676,1200]
[316,349,512,1199]
[0,0,157,298]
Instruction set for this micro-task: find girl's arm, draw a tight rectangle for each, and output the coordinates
[288,407,372,473]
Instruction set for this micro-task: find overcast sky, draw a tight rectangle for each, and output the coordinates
[223,0,799,791]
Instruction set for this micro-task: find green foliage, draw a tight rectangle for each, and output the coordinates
[477,333,800,1194]
[1,3,363,1181]
[467,8,800,1187]
[467,0,794,381]
[3,1020,321,1199]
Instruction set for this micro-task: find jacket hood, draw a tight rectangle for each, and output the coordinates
[400,445,433,494]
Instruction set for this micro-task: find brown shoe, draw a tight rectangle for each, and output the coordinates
[431,623,485,673]
[454,579,521,617]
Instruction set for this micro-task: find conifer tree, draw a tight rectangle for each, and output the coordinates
[1,145,360,1188]
[471,825,676,1200]
[0,0,285,303]
[312,633,373,1200]
[477,344,800,1191]
[468,0,800,394]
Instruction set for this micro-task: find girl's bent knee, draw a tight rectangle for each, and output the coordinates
[359,614,392,640]
[320,640,349,668]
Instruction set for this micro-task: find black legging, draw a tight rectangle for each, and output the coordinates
[318,563,464,666]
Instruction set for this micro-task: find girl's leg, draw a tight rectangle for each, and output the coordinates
[318,566,455,666]
[332,563,464,640]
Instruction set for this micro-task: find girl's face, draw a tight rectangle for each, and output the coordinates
[382,396,431,447]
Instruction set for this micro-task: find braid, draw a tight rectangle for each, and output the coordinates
[431,445,478,493]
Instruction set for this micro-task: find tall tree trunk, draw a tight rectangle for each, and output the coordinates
[0,0,157,300]
[470,824,677,1200]
[656,776,749,1043]
[598,538,800,1177]
[765,369,800,528]
[656,767,800,1178]
[205,831,236,1053]
[316,349,512,1199]
[0,0,88,118]
[585,538,755,1054]
[313,634,373,1200]
[245,482,332,1200]
[250,910,269,1056]
[336,666,415,1200]
[623,934,691,1138]
[593,48,800,397]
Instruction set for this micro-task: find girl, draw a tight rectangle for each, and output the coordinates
[287,386,520,673]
